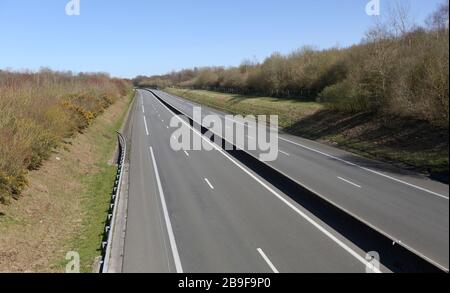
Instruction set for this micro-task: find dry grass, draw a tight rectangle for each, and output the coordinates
[0,69,131,203]
[165,88,323,129]
[166,88,448,178]
[0,93,132,272]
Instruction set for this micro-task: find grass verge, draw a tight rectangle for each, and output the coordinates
[164,88,323,129]
[165,88,448,180]
[0,92,134,272]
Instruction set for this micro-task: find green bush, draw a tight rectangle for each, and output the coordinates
[319,81,371,113]
[135,2,449,126]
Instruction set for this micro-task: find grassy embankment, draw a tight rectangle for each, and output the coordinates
[140,4,449,179]
[0,70,133,272]
[165,88,448,178]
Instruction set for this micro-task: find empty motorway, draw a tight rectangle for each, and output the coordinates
[118,89,449,273]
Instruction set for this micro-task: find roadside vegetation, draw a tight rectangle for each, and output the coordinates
[0,69,131,204]
[0,78,133,272]
[136,2,449,178]
[166,88,448,179]
[62,93,133,272]
[164,88,323,129]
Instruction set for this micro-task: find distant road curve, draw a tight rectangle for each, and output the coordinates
[150,88,449,271]
[121,89,390,273]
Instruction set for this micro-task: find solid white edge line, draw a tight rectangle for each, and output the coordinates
[149,146,183,273]
[143,115,149,136]
[153,90,450,271]
[277,137,449,200]
[257,248,279,273]
[338,177,362,188]
[158,90,448,200]
[142,104,145,114]
[204,178,214,190]
[150,91,381,273]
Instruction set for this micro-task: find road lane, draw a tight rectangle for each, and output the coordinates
[150,89,449,270]
[122,90,380,273]
[122,98,174,273]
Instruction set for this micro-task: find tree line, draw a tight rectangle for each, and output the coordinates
[135,2,449,127]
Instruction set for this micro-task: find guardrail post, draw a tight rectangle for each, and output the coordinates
[100,132,126,273]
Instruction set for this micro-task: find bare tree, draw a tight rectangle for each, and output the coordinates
[388,1,414,37]
[426,1,449,32]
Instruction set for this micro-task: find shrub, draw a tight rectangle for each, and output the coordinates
[0,70,132,202]
[319,81,372,113]
[134,1,449,126]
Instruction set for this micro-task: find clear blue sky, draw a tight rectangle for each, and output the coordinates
[0,0,443,78]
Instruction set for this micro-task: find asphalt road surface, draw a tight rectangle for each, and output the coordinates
[150,89,449,271]
[121,89,448,273]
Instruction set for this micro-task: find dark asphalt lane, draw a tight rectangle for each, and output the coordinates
[150,89,449,271]
[121,90,383,273]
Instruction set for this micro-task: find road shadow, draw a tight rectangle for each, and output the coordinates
[284,109,449,183]
[226,149,444,273]
[150,89,445,273]
[228,93,314,106]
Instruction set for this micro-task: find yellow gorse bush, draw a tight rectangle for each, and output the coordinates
[0,69,131,203]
